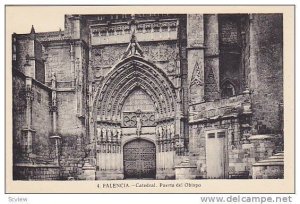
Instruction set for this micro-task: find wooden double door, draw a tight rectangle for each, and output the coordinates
[123,139,156,179]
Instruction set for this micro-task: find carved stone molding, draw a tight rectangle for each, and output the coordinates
[123,112,155,127]
[90,20,178,45]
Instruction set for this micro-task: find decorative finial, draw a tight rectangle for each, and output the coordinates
[58,28,63,39]
[30,25,35,34]
[51,72,56,81]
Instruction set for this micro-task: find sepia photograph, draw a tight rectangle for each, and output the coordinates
[5,5,295,193]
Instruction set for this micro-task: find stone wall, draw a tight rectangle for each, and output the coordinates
[13,69,54,163]
[34,40,45,83]
[31,80,53,159]
[56,91,87,180]
[189,118,239,178]
[12,71,27,161]
[37,30,89,180]
[249,14,283,134]
[228,136,280,178]
[56,91,85,136]
[59,135,86,180]
[45,45,72,83]
[13,165,60,180]
[253,165,284,179]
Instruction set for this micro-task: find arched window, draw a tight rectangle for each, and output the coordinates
[221,81,236,98]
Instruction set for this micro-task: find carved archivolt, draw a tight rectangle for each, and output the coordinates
[95,56,177,123]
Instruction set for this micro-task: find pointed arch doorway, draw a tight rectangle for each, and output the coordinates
[94,56,179,180]
[123,139,156,179]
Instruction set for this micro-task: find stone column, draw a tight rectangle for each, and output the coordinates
[70,43,75,87]
[22,58,35,154]
[187,14,205,104]
[49,73,61,165]
[12,33,17,67]
[178,16,189,154]
[88,84,95,144]
[75,57,82,115]
[204,14,220,101]
[51,74,57,132]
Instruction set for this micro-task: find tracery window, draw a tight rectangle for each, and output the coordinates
[122,89,155,112]
[221,81,236,98]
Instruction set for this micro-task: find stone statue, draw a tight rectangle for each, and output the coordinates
[117,128,122,140]
[97,128,101,138]
[121,16,144,59]
[156,128,160,139]
[102,127,107,141]
[162,126,167,139]
[107,127,112,142]
[136,115,142,136]
[158,126,163,140]
[51,72,56,81]
[167,125,171,139]
[112,127,117,137]
[170,124,175,138]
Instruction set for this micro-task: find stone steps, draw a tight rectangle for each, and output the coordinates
[252,151,284,166]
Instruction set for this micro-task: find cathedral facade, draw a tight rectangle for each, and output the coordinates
[12,14,284,180]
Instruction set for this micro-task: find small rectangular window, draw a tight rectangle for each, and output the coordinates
[208,133,215,138]
[217,132,226,138]
[37,92,41,103]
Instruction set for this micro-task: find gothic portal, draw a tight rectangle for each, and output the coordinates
[94,55,179,179]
